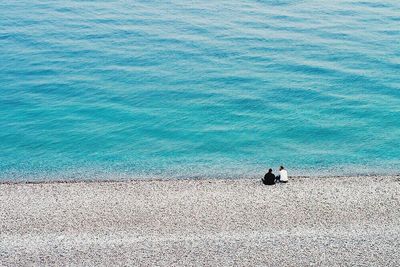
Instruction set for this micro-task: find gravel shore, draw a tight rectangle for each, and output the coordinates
[1,176,399,266]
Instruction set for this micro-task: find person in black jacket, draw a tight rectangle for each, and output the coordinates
[262,169,275,185]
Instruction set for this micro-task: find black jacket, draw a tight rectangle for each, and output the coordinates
[263,172,275,185]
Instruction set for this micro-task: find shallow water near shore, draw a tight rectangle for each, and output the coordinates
[1,1,399,181]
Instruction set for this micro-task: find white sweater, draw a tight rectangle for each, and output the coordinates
[279,169,288,182]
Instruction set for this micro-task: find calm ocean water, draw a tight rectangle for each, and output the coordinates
[1,0,399,181]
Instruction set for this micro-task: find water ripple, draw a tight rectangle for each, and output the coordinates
[1,0,399,180]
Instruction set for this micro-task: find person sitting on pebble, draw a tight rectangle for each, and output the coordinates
[262,168,276,185]
[275,166,288,183]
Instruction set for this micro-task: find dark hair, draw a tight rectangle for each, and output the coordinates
[268,168,272,172]
[280,166,284,170]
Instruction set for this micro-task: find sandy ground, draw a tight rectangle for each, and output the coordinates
[1,176,399,266]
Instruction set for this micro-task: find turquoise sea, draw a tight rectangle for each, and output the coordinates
[1,1,399,181]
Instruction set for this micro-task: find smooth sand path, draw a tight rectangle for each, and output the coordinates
[1,176,400,266]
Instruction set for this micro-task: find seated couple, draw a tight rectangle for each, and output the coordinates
[262,166,288,185]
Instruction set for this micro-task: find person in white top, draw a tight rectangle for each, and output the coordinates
[276,166,288,183]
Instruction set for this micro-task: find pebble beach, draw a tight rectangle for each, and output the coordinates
[1,176,400,266]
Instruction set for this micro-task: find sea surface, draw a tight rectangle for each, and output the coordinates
[1,0,399,181]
